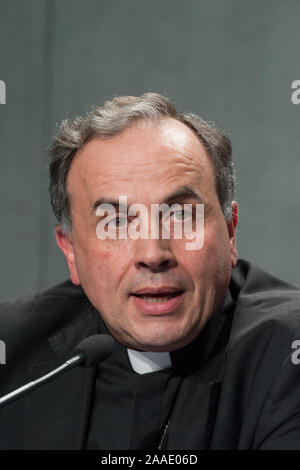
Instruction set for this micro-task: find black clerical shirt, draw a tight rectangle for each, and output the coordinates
[85,290,234,450]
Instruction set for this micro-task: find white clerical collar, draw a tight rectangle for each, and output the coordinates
[127,348,172,374]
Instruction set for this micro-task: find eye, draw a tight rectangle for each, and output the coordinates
[170,209,192,222]
[108,216,128,228]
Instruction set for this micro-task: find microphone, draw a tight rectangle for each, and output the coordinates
[74,334,116,367]
[0,334,115,408]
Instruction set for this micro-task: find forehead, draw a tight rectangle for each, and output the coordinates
[67,118,217,204]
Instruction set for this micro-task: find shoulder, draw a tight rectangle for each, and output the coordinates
[0,280,91,343]
[215,262,300,449]
[227,259,300,379]
[230,258,300,333]
[232,259,300,307]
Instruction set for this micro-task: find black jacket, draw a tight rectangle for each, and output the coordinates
[1,259,300,449]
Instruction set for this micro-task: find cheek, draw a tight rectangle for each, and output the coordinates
[177,227,231,282]
[89,246,115,279]
[77,237,114,262]
[204,220,231,255]
[203,230,233,290]
[74,240,113,283]
[84,243,128,288]
[98,248,111,261]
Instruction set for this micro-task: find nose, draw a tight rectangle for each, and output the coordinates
[133,238,177,273]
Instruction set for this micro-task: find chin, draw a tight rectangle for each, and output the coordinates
[126,328,192,352]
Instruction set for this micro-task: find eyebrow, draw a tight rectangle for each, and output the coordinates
[92,185,203,214]
[163,185,203,205]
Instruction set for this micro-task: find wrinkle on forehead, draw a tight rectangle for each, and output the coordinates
[67,118,216,205]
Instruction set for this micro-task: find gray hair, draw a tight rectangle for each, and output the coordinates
[48,93,235,233]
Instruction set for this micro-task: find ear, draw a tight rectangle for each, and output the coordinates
[226,201,238,267]
[55,226,81,285]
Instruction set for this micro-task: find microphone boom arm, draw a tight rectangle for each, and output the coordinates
[0,353,84,408]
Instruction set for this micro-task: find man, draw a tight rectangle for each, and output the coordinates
[0,93,300,449]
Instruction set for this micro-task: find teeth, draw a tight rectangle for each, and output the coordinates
[138,295,173,303]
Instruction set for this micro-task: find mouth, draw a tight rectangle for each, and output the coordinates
[130,288,185,314]
[132,291,183,302]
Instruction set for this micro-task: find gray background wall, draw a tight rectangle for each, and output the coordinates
[0,0,300,301]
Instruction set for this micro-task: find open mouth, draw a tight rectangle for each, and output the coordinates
[130,289,185,315]
[131,291,184,303]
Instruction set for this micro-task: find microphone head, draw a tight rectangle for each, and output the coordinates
[74,334,115,367]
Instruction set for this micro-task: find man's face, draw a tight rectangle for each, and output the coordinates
[56,118,238,352]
